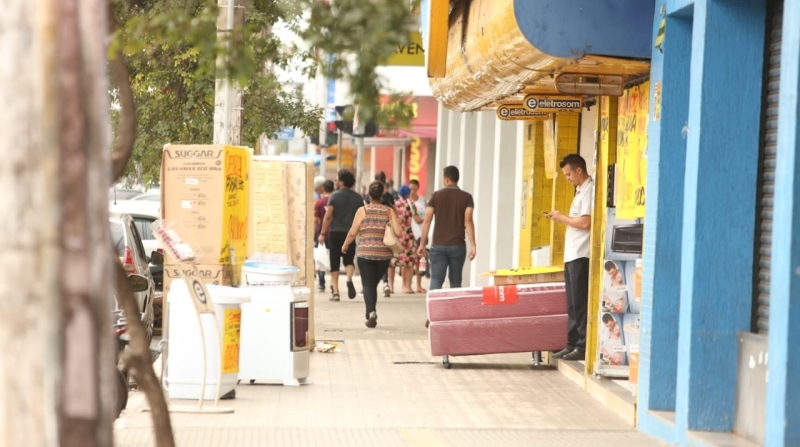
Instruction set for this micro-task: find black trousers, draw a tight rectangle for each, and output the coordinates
[357,257,391,320]
[564,257,590,351]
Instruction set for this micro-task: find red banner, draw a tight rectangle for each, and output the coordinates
[405,137,430,196]
[482,286,519,306]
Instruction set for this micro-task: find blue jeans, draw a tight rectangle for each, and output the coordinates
[429,244,467,291]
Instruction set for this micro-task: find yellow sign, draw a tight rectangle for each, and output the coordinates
[496,105,549,121]
[523,95,583,113]
[221,308,241,374]
[387,31,425,66]
[426,0,448,77]
[615,82,649,219]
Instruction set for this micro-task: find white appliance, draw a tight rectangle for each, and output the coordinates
[166,279,250,400]
[238,285,311,386]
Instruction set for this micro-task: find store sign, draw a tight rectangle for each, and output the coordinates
[523,95,583,113]
[387,31,425,67]
[496,105,548,121]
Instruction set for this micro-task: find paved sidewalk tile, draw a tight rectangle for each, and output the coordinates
[116,275,667,446]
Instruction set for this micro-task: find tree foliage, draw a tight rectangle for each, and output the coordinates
[111,0,417,185]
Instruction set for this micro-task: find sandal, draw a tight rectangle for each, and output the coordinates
[417,287,427,293]
[347,280,357,299]
[330,293,340,301]
[401,288,414,294]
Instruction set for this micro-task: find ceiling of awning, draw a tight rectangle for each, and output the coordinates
[428,0,654,112]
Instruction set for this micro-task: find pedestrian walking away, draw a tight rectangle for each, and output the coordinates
[417,166,476,327]
[544,153,594,361]
[319,170,363,301]
[314,179,334,292]
[341,181,402,328]
[393,185,420,294]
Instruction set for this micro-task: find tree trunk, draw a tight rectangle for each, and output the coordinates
[0,0,114,445]
[213,0,245,145]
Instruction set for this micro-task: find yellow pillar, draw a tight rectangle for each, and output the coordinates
[585,97,618,376]
[518,122,538,268]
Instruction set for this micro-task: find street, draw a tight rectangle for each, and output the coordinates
[115,276,666,447]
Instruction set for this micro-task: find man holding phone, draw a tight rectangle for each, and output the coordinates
[543,154,594,361]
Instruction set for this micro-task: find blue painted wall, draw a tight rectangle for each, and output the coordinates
[513,0,654,59]
[675,0,765,433]
[765,2,800,445]
[639,0,692,421]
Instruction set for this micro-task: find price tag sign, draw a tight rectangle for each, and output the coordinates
[221,309,242,374]
[482,286,519,306]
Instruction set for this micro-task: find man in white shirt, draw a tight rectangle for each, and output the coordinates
[409,179,427,292]
[544,154,594,361]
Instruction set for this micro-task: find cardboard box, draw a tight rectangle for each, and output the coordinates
[486,267,565,285]
[163,263,234,297]
[249,157,314,286]
[161,144,250,264]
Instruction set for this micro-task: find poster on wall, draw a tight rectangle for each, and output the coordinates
[615,81,650,219]
[596,208,642,380]
[405,137,430,196]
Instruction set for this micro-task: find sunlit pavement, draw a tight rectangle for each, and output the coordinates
[115,274,666,447]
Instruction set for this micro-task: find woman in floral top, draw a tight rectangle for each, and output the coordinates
[392,185,420,294]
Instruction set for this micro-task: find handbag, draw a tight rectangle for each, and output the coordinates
[383,209,403,255]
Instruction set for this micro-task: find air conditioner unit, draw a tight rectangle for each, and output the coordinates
[611,224,643,254]
[555,73,624,97]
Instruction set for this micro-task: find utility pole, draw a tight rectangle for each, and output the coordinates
[1,0,115,445]
[214,0,245,145]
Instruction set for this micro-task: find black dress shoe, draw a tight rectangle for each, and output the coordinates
[562,348,586,361]
[552,347,573,359]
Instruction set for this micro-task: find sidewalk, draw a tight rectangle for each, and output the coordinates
[115,275,667,446]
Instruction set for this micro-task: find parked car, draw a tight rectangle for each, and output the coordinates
[110,200,163,290]
[129,192,160,202]
[109,213,155,342]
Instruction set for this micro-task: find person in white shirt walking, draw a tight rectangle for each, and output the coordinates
[408,179,427,293]
[544,154,594,361]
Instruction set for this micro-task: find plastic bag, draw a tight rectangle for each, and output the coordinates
[314,244,330,271]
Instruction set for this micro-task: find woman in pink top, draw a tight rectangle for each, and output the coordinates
[342,182,402,328]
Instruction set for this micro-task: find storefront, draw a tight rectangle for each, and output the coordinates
[424,0,800,445]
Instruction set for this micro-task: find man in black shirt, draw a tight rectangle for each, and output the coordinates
[319,170,363,301]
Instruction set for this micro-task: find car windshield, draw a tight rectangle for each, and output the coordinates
[109,220,126,256]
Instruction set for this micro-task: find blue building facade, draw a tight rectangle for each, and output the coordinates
[639,0,800,445]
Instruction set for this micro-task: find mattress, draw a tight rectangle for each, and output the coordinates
[427,283,567,322]
[427,283,568,357]
[429,315,568,356]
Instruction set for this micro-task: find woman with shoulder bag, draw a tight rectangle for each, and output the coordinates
[341,181,403,328]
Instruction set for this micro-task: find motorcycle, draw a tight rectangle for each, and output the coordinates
[112,273,150,419]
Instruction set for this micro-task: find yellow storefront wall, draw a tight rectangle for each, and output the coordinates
[517,113,580,268]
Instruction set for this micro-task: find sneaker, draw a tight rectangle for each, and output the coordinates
[383,285,391,297]
[562,348,585,361]
[347,280,356,299]
[551,347,573,359]
[365,312,378,328]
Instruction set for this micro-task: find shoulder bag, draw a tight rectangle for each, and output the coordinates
[383,208,403,255]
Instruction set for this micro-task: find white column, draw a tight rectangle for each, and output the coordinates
[489,120,517,271]
[470,112,497,286]
[434,103,449,191]
[458,112,478,286]
[393,146,402,186]
[446,110,461,168]
[370,146,377,190]
[511,121,525,268]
